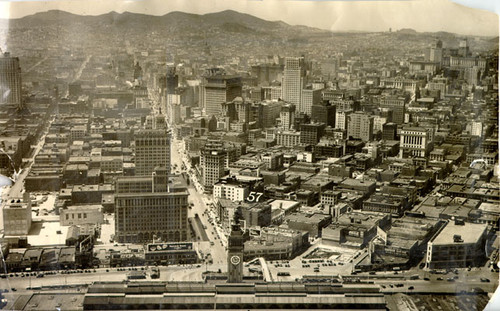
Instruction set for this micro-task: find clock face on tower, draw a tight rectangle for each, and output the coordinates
[230,255,241,266]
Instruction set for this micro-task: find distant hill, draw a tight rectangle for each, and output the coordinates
[397,28,418,34]
[1,9,495,56]
[3,9,489,39]
[4,9,321,35]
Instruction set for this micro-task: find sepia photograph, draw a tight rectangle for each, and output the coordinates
[0,0,498,309]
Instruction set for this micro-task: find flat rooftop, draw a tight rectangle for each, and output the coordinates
[13,293,84,311]
[270,199,300,212]
[479,202,500,215]
[27,220,68,246]
[432,222,487,245]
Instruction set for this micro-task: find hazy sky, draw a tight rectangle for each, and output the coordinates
[0,0,498,36]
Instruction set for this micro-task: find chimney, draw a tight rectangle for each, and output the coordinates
[23,191,30,203]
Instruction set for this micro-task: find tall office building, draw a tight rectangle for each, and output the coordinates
[399,126,433,158]
[262,85,282,101]
[426,40,443,63]
[335,110,351,130]
[251,63,284,85]
[467,121,483,137]
[221,97,250,126]
[458,39,469,58]
[254,100,283,129]
[166,63,179,94]
[382,122,397,141]
[201,141,227,193]
[300,87,322,115]
[282,57,306,107]
[3,192,31,236]
[114,167,189,243]
[165,64,180,123]
[347,112,374,142]
[300,123,326,145]
[380,94,409,125]
[0,52,22,108]
[135,114,171,176]
[427,76,448,100]
[280,103,296,130]
[311,101,336,127]
[234,97,250,123]
[133,62,143,84]
[201,68,242,117]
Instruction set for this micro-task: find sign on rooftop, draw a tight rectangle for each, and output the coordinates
[147,242,193,252]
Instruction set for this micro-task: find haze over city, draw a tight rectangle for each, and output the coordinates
[0,0,498,310]
[0,0,498,36]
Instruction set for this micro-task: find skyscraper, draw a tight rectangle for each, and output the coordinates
[311,101,336,127]
[300,123,326,145]
[200,141,227,193]
[282,57,306,107]
[335,110,351,130]
[280,103,296,130]
[380,94,409,125]
[201,68,242,117]
[234,97,250,124]
[347,112,374,142]
[134,114,171,176]
[165,63,180,123]
[427,40,443,63]
[133,61,143,84]
[459,38,469,58]
[0,52,22,108]
[114,167,189,243]
[251,63,284,85]
[166,63,178,94]
[300,87,322,115]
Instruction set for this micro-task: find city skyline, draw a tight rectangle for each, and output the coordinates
[0,0,498,36]
[0,0,498,309]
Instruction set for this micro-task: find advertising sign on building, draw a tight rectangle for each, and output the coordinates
[147,242,193,252]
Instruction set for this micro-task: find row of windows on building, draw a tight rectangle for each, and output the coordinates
[65,213,88,220]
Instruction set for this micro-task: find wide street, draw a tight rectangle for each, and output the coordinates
[0,264,496,298]
[170,136,227,265]
[0,115,53,233]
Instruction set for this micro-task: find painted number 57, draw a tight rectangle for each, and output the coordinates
[247,191,263,202]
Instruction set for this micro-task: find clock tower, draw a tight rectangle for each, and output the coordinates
[227,207,244,283]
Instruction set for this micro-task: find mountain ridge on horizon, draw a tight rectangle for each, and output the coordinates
[2,9,301,30]
[1,9,495,38]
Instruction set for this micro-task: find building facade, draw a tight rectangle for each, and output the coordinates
[134,114,171,176]
[347,112,374,142]
[399,126,433,158]
[282,57,306,107]
[276,130,301,148]
[426,221,488,269]
[213,182,249,202]
[300,87,322,115]
[114,168,189,243]
[335,110,351,130]
[60,205,104,226]
[201,147,227,193]
[280,103,296,130]
[201,71,242,117]
[300,123,326,145]
[144,242,198,265]
[3,194,32,236]
[0,52,22,108]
